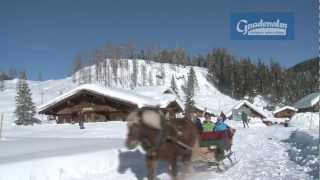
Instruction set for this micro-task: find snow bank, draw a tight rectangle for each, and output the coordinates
[0,149,121,180]
[290,112,319,130]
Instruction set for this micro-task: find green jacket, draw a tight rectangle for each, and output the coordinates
[202,121,215,132]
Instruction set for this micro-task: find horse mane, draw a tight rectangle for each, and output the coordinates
[126,108,163,129]
[142,110,163,129]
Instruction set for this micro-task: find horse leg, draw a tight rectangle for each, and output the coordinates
[170,159,178,180]
[181,154,193,174]
[146,157,157,180]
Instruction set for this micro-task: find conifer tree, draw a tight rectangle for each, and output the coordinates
[185,67,196,118]
[15,72,36,125]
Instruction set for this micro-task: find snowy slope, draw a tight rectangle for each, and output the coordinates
[0,59,238,125]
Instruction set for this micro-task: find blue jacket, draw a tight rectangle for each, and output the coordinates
[215,121,228,132]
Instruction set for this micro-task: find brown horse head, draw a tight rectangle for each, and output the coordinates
[125,109,163,149]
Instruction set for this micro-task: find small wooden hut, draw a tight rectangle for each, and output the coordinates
[273,106,297,119]
[38,84,183,124]
[293,92,320,112]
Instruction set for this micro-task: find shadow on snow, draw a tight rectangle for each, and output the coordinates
[283,130,319,179]
[117,149,169,180]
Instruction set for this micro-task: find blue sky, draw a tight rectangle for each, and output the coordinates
[1,0,318,80]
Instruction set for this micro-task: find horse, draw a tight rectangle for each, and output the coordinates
[125,108,199,180]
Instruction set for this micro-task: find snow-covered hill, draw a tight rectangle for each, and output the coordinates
[0,59,237,126]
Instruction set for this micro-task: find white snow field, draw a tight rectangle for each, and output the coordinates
[0,120,315,180]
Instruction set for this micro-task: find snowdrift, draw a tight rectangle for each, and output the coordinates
[289,112,319,130]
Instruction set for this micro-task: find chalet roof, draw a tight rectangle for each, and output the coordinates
[226,100,269,118]
[193,104,217,116]
[273,106,298,114]
[133,86,185,111]
[133,86,174,96]
[38,84,183,112]
[293,92,320,109]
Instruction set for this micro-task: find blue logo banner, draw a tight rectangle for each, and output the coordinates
[230,13,294,40]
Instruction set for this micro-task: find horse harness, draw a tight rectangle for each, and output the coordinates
[137,110,184,157]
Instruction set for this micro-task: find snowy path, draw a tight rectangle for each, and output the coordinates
[0,122,314,180]
[187,126,311,180]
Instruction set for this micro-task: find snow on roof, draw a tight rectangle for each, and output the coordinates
[134,86,184,111]
[38,84,181,112]
[226,100,269,118]
[133,86,173,96]
[193,95,238,116]
[273,106,298,114]
[293,92,320,109]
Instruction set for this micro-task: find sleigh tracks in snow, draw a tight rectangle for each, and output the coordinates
[193,150,240,172]
[166,135,239,173]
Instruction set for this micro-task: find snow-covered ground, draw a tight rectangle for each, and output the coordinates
[0,120,317,180]
[290,112,319,131]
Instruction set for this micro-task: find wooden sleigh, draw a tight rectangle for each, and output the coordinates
[195,129,238,171]
[167,128,238,172]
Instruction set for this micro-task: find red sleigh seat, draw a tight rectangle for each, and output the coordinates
[200,131,227,141]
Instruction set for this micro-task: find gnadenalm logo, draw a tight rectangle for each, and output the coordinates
[236,19,288,36]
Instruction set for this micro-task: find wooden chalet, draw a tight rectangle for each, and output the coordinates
[273,106,297,119]
[293,92,320,112]
[38,84,183,124]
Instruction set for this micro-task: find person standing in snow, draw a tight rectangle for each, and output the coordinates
[78,111,85,129]
[241,111,249,128]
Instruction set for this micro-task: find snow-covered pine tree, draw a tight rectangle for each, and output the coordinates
[15,72,36,125]
[185,67,196,118]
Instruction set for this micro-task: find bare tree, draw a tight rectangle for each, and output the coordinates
[131,60,138,88]
[149,71,153,86]
[142,65,147,86]
[72,54,83,84]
